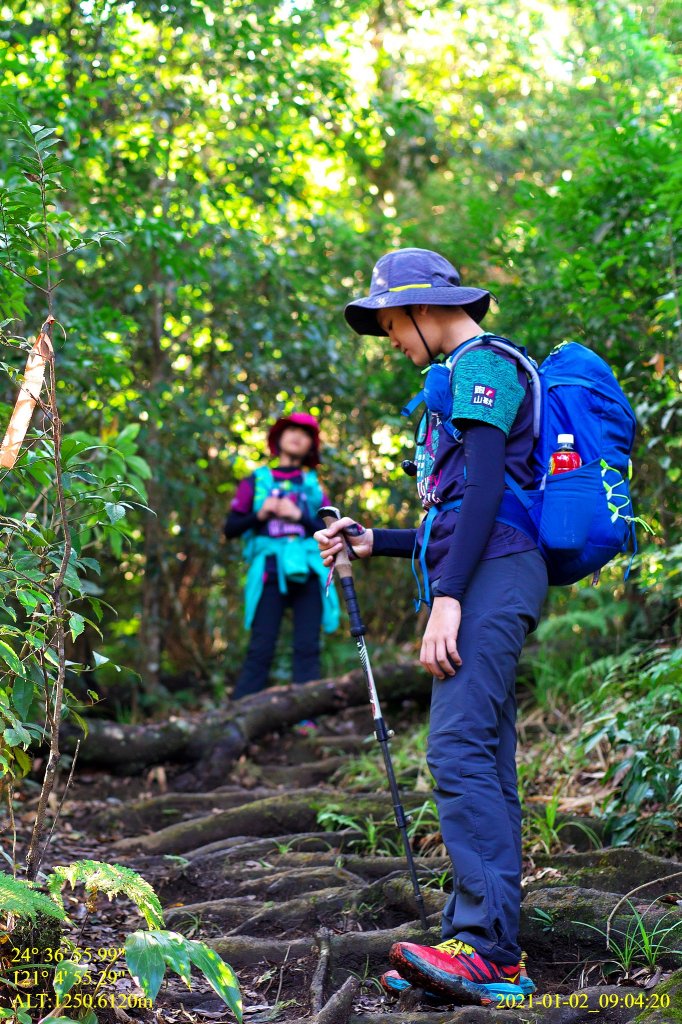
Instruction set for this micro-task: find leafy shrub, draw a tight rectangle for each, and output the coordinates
[578,646,681,849]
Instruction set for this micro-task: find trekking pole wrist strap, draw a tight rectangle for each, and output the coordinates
[319,505,367,635]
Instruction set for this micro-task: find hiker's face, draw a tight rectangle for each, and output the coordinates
[278,426,314,459]
[376,306,435,367]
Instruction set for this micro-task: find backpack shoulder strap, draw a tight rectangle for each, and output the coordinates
[447,334,542,439]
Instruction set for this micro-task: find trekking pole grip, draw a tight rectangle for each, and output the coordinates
[318,505,366,637]
[318,507,354,579]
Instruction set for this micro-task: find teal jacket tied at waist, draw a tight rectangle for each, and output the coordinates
[243,534,340,633]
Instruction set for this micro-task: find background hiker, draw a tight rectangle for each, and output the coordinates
[225,412,339,700]
[316,248,547,1007]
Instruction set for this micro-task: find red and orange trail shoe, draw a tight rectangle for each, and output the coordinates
[389,939,534,1006]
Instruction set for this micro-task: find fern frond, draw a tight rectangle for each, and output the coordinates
[46,859,164,929]
[0,871,66,922]
[535,607,617,641]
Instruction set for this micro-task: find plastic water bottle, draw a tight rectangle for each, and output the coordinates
[549,434,582,475]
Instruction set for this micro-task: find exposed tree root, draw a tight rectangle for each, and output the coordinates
[183,829,363,864]
[151,847,445,912]
[91,786,282,835]
[349,984,643,1023]
[326,919,441,987]
[166,895,269,931]
[235,757,348,790]
[310,975,359,1024]
[56,647,682,1024]
[112,789,429,854]
[310,929,332,1014]
[207,934,313,967]
[169,886,354,935]
[241,865,366,900]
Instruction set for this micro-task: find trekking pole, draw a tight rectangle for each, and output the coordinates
[318,506,428,929]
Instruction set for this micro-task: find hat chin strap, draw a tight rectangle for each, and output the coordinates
[407,309,435,364]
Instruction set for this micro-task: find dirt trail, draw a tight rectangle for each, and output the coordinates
[10,684,682,1024]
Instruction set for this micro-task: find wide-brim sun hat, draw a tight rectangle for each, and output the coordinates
[344,247,491,336]
[268,412,321,467]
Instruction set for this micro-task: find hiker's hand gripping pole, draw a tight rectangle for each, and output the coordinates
[318,506,428,929]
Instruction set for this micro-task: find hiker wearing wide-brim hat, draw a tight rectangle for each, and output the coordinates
[224,413,339,700]
[316,247,547,1006]
[345,248,491,359]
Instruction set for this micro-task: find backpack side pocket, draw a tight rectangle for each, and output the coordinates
[540,458,632,585]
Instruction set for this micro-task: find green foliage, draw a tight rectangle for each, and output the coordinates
[0,0,678,862]
[3,862,241,1021]
[526,585,629,708]
[316,797,439,857]
[530,907,556,935]
[47,860,164,929]
[578,646,682,849]
[524,789,602,856]
[573,900,682,974]
[330,721,429,792]
[0,106,151,788]
[1,0,676,695]
[0,871,65,922]
[34,1019,80,1024]
[0,1011,32,1024]
[316,806,399,857]
[52,959,90,1000]
[0,416,151,779]
[125,929,242,1020]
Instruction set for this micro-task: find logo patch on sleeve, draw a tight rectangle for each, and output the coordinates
[471,384,496,408]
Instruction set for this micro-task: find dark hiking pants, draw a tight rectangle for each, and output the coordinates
[427,548,548,965]
[233,572,323,699]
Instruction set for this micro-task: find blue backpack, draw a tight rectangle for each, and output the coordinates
[404,335,646,587]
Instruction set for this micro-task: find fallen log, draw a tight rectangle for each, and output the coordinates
[63,661,425,776]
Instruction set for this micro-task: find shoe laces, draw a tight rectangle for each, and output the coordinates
[434,939,476,957]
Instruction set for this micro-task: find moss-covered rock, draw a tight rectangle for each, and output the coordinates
[529,847,682,900]
[633,967,682,1022]
[520,886,682,969]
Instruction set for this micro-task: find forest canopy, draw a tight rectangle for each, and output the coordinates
[0,0,679,703]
